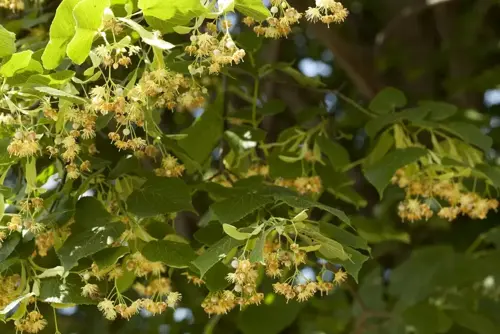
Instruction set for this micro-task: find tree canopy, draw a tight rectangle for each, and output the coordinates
[1,0,500,333]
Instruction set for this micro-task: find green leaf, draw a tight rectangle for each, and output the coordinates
[178,94,223,164]
[33,86,87,104]
[141,240,196,268]
[192,236,245,277]
[270,187,350,225]
[336,247,369,282]
[249,230,269,263]
[223,224,252,240]
[403,303,452,334]
[234,0,271,21]
[316,135,350,170]
[66,0,110,64]
[0,50,33,77]
[365,108,429,138]
[351,216,410,244]
[475,164,500,188]
[74,197,112,231]
[138,0,207,27]
[115,266,136,293]
[57,222,126,270]
[211,193,273,225]
[0,193,4,222]
[25,158,37,192]
[364,147,427,197]
[193,223,223,246]
[0,233,21,262]
[39,274,95,305]
[126,176,193,217]
[27,71,75,86]
[365,130,394,167]
[238,295,304,334]
[390,246,455,310]
[118,18,175,50]
[204,262,231,292]
[448,310,498,334]
[441,122,493,152]
[0,25,16,58]
[41,0,81,69]
[92,246,129,269]
[328,186,367,208]
[420,100,457,121]
[369,87,407,114]
[299,229,348,261]
[258,99,286,115]
[319,222,369,251]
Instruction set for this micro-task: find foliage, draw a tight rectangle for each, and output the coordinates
[0,0,499,333]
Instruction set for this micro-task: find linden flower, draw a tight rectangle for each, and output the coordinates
[334,269,348,285]
[182,272,205,286]
[201,291,237,315]
[167,292,182,308]
[98,298,117,320]
[7,131,40,158]
[81,283,100,298]
[273,282,296,302]
[14,311,47,333]
[438,206,460,222]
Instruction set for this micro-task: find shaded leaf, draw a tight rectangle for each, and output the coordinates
[192,236,245,277]
[442,122,493,152]
[319,222,369,251]
[92,246,129,269]
[258,99,286,115]
[141,240,196,268]
[204,262,231,292]
[369,87,407,114]
[39,274,95,305]
[126,177,193,217]
[0,233,21,262]
[364,147,427,197]
[448,310,497,334]
[316,135,350,170]
[211,193,273,225]
[238,296,304,334]
[57,223,126,270]
[178,95,223,164]
[420,100,457,121]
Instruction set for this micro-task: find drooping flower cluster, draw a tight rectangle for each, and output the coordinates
[186,21,246,75]
[274,176,323,195]
[392,168,499,222]
[250,1,302,39]
[94,43,141,70]
[201,259,263,315]
[14,311,47,334]
[7,131,40,158]
[0,274,21,309]
[154,154,185,177]
[243,0,348,38]
[305,0,349,26]
[0,0,24,11]
[126,252,166,277]
[199,238,344,315]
